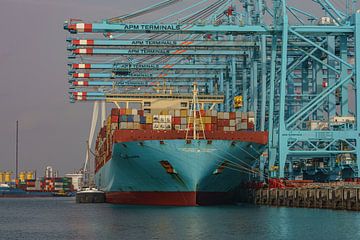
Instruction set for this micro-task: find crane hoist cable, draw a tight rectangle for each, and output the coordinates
[107,0,182,23]
[99,0,229,74]
[104,0,227,65]
[180,0,227,23]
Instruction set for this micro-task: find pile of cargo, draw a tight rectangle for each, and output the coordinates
[107,108,255,132]
[25,179,37,191]
[41,177,73,192]
[14,178,72,192]
[110,108,146,131]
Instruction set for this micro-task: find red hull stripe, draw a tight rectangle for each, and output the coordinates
[105,191,235,206]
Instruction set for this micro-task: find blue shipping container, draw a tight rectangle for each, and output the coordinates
[127,115,134,122]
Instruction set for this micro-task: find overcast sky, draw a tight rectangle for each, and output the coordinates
[0,0,358,176]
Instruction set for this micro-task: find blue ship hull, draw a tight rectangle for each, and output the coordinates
[95,139,265,205]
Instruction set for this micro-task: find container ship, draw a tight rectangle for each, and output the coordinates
[94,86,268,206]
[0,184,53,198]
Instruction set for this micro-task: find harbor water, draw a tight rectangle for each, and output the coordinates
[1,198,360,240]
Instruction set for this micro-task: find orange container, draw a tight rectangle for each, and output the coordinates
[120,108,126,115]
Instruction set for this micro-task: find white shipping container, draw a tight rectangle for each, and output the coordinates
[230,120,236,127]
[307,121,328,130]
[236,111,242,118]
[131,109,138,115]
[159,123,166,129]
[211,110,217,117]
[248,117,255,123]
[35,180,41,190]
[224,112,229,119]
[120,122,127,129]
[332,116,355,123]
[153,115,159,123]
[153,123,159,130]
[174,125,181,130]
[159,115,166,123]
[165,123,172,130]
[224,126,230,131]
[229,127,235,131]
[181,118,187,125]
[165,115,172,123]
[175,110,181,117]
[111,123,118,130]
[180,124,187,130]
[133,115,140,122]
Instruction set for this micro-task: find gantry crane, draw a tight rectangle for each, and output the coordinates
[64,0,360,181]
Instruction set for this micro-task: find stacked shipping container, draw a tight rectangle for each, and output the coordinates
[25,178,73,192]
[107,108,255,132]
[94,108,258,172]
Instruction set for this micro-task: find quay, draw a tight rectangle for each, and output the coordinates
[242,182,360,211]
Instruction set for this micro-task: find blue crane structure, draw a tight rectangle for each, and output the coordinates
[64,0,360,181]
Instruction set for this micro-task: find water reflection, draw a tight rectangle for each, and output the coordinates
[1,199,360,240]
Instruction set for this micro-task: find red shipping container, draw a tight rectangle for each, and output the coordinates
[220,120,229,126]
[212,124,217,131]
[120,108,126,115]
[229,112,236,119]
[111,108,120,116]
[248,122,254,130]
[100,128,106,137]
[138,110,144,116]
[172,117,181,125]
[205,123,212,131]
[200,110,206,117]
[211,117,217,123]
[111,115,119,123]
[217,120,223,127]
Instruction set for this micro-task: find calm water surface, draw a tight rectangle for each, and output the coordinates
[0,198,360,240]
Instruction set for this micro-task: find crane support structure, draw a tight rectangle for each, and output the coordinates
[69,63,227,70]
[64,0,360,180]
[68,39,256,47]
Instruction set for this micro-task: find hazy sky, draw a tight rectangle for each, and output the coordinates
[0,0,358,175]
